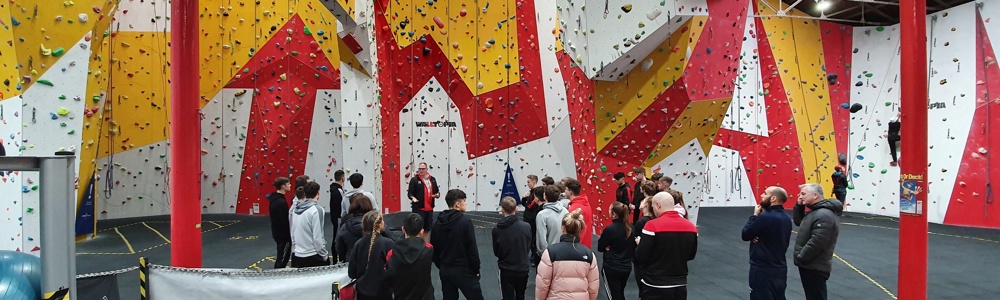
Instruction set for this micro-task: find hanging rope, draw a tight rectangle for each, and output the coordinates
[976,14,994,218]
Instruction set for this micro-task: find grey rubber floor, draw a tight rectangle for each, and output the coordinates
[77,208,1000,299]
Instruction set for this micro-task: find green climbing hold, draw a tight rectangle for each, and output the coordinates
[864,73,874,78]
[663,80,670,87]
[604,136,610,141]
[92,95,101,102]
[857,146,866,152]
[58,95,66,100]
[67,130,75,134]
[291,51,299,56]
[880,169,888,174]
[52,47,66,57]
[885,102,892,106]
[60,123,67,127]
[868,162,875,168]
[26,208,34,213]
[757,169,764,174]
[31,185,38,191]
[37,79,54,86]
[303,26,312,35]
[601,166,608,172]
[876,27,885,32]
[866,202,872,206]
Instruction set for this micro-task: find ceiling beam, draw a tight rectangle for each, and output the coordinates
[868,3,896,20]
[826,5,860,18]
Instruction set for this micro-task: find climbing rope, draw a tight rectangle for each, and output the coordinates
[787,18,824,184]
[976,15,994,218]
[844,31,902,179]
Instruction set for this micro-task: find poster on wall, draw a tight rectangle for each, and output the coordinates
[899,174,923,215]
[501,166,520,205]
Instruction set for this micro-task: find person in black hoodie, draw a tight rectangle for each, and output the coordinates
[830,166,848,205]
[430,189,484,300]
[492,197,532,300]
[742,186,793,300]
[337,193,391,263]
[522,185,544,266]
[614,172,633,208]
[408,162,440,233]
[598,202,635,300]
[330,170,346,261]
[349,211,395,300]
[268,177,292,269]
[386,213,435,300]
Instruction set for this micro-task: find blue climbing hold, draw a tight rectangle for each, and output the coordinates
[11,17,21,26]
[317,30,325,36]
[706,47,712,54]
[50,113,58,120]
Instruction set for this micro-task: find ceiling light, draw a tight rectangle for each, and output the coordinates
[816,0,832,11]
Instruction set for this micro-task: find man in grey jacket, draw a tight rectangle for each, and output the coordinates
[535,185,568,256]
[793,183,843,300]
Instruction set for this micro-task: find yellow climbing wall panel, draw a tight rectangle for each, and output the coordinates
[99,32,173,152]
[686,16,708,55]
[76,0,120,205]
[9,0,108,93]
[339,34,368,75]
[643,99,729,166]
[384,0,518,94]
[338,0,356,20]
[594,18,705,151]
[0,4,20,99]
[759,0,837,191]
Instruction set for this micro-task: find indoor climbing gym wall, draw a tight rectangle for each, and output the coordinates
[712,0,854,212]
[378,0,576,213]
[847,1,1000,228]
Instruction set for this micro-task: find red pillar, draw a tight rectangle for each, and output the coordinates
[898,0,927,299]
[170,0,202,268]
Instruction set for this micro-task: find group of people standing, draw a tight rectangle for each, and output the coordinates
[265,163,844,300]
[742,184,844,300]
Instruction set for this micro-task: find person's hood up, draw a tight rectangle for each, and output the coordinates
[496,214,518,229]
[392,237,432,265]
[435,209,465,231]
[811,199,844,215]
[293,199,317,215]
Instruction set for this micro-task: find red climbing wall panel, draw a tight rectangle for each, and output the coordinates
[716,16,807,209]
[375,0,548,211]
[820,22,854,160]
[233,15,340,215]
[945,11,1000,228]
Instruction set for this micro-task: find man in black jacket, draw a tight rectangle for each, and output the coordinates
[268,177,292,268]
[522,182,544,266]
[634,192,697,299]
[742,186,793,300]
[615,171,633,206]
[329,170,346,261]
[386,213,435,300]
[408,162,440,233]
[793,183,843,300]
[492,197,532,300]
[430,189,484,300]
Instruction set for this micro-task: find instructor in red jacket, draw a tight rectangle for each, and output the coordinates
[408,162,440,233]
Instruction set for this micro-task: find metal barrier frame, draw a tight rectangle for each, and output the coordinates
[0,152,77,299]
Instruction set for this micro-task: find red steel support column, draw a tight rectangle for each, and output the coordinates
[170,0,202,268]
[899,0,927,299]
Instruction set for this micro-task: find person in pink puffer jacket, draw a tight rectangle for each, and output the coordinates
[535,208,600,300]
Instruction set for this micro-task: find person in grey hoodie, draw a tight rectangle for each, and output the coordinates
[793,183,843,300]
[345,173,378,210]
[290,181,329,268]
[535,185,568,256]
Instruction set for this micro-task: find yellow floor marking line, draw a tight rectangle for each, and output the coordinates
[842,222,999,243]
[246,256,277,270]
[142,222,171,243]
[208,221,223,229]
[115,227,136,254]
[833,253,898,299]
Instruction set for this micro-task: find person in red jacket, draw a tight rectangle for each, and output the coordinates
[562,177,593,248]
[635,192,698,299]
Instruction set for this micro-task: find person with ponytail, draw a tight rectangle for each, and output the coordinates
[535,208,600,300]
[348,211,395,300]
[598,202,635,300]
[667,189,688,219]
